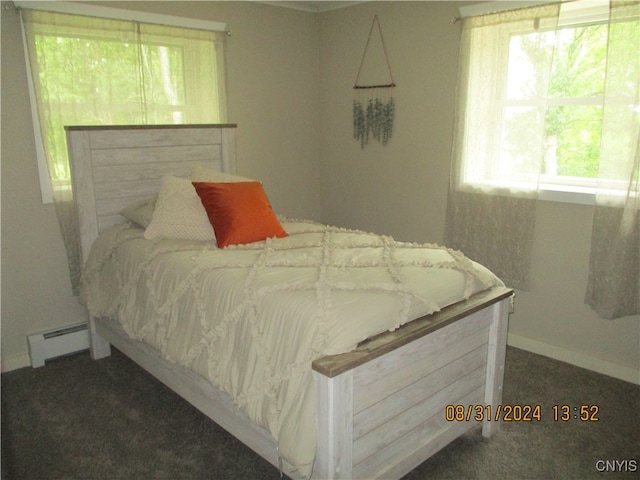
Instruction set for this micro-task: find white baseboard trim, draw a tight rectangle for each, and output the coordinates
[1,352,31,373]
[508,333,640,385]
[2,335,637,385]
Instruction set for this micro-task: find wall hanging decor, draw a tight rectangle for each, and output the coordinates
[353,15,396,148]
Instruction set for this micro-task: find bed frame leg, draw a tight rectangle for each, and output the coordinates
[313,370,353,480]
[482,296,510,438]
[88,315,111,359]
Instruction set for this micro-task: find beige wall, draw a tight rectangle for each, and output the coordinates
[2,6,90,370]
[317,1,639,383]
[2,1,638,382]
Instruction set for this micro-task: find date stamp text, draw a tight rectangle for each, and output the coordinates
[445,404,600,422]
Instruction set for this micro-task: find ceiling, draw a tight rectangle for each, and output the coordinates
[259,1,364,13]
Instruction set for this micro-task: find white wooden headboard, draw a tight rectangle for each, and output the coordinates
[66,124,237,263]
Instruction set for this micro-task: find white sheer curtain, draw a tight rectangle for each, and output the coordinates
[585,0,639,319]
[444,4,561,290]
[21,9,227,294]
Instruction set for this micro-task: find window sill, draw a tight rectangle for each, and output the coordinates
[538,186,595,206]
[460,180,597,206]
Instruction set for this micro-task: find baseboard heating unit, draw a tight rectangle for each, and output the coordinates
[28,322,90,367]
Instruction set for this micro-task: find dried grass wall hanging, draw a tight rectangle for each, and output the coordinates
[353,15,396,148]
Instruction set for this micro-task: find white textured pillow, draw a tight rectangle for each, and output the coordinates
[191,165,255,183]
[144,175,215,241]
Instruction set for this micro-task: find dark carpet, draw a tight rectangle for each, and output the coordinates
[2,346,638,479]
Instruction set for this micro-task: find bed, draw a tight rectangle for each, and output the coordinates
[67,123,513,480]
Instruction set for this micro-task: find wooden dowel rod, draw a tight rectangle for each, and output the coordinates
[353,83,396,90]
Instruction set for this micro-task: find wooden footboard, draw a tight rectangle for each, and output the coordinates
[88,286,512,480]
[312,286,512,479]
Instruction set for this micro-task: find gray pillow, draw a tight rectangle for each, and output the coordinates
[120,197,156,229]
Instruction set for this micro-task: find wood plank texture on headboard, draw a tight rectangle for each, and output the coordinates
[66,124,237,263]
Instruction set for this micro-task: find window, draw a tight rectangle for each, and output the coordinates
[21,6,227,202]
[456,1,637,204]
[447,0,638,309]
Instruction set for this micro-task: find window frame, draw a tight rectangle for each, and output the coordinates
[457,0,615,206]
[17,1,227,204]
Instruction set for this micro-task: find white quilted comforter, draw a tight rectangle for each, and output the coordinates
[80,218,502,477]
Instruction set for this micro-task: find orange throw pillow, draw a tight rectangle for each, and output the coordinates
[192,181,287,248]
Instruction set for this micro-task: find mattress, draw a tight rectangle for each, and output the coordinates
[80,218,503,477]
